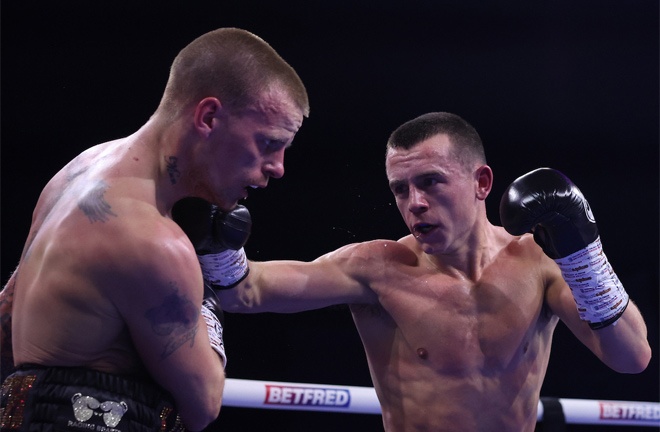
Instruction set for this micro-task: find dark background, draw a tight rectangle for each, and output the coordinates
[1,1,658,431]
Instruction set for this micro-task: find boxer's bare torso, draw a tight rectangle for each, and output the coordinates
[11,136,196,375]
[347,235,556,432]
[226,230,559,432]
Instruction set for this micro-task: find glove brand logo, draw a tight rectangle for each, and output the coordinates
[610,298,624,309]
[264,385,351,408]
[571,264,589,272]
[70,393,128,430]
[581,196,596,223]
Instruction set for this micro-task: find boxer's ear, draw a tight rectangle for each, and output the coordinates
[194,97,222,137]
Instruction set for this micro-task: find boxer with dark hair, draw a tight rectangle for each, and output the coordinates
[0,27,308,431]
[181,112,650,432]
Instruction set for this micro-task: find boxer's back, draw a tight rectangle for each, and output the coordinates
[12,139,155,375]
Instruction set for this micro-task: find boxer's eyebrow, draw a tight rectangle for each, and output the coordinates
[388,179,407,194]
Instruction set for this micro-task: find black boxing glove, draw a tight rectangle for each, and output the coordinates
[499,167,599,259]
[172,197,251,289]
[201,283,227,367]
[499,168,629,329]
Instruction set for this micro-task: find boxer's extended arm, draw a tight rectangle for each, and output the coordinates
[500,168,651,373]
[172,197,389,314]
[219,243,383,313]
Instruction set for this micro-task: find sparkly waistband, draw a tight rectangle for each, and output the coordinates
[1,367,186,432]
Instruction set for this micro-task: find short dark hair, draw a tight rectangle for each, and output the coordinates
[387,112,486,168]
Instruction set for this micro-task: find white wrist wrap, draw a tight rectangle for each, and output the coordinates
[554,236,629,328]
[198,248,248,287]
[201,300,227,368]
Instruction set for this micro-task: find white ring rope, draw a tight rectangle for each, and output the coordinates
[223,378,660,427]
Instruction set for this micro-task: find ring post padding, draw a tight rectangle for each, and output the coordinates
[224,379,660,427]
[540,397,567,431]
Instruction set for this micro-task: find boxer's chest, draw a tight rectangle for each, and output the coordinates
[374,261,547,372]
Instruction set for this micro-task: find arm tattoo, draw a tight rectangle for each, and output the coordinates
[144,284,199,359]
[165,156,181,185]
[78,180,118,223]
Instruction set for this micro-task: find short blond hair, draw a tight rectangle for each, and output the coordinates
[158,28,309,118]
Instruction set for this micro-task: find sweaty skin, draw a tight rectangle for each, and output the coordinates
[219,134,650,432]
[225,234,555,431]
[4,83,305,430]
[9,137,221,423]
[2,25,313,431]
[348,237,553,431]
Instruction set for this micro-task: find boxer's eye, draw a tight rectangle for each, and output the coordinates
[390,183,408,197]
[261,138,288,154]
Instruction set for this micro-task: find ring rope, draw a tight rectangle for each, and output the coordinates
[223,378,660,427]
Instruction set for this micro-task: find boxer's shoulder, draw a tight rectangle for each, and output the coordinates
[326,239,417,269]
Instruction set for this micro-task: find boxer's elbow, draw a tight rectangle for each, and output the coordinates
[624,344,652,374]
[218,279,264,313]
[181,392,222,430]
[606,342,652,374]
[179,372,224,430]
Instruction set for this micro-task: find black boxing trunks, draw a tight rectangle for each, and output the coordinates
[0,365,186,432]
